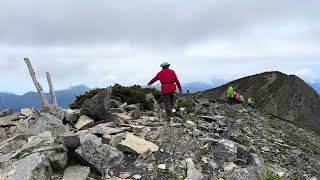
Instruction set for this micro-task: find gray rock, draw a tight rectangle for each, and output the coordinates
[110,99,122,108]
[236,147,252,165]
[25,113,66,138]
[195,98,210,107]
[184,120,197,129]
[125,104,138,111]
[75,139,124,173]
[89,124,124,135]
[21,108,34,117]
[40,105,66,121]
[117,133,159,155]
[49,152,68,172]
[185,158,204,180]
[80,89,112,121]
[75,115,95,130]
[62,166,90,180]
[0,108,14,118]
[109,108,126,113]
[62,134,81,150]
[134,149,155,167]
[7,153,50,180]
[65,109,80,122]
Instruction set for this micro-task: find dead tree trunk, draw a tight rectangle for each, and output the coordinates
[24,58,49,107]
[46,72,58,106]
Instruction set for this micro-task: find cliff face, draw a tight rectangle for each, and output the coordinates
[198,71,320,131]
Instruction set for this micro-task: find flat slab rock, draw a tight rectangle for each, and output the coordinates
[62,166,90,180]
[118,133,159,154]
[75,115,95,130]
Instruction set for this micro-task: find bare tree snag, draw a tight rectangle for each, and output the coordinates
[24,58,49,107]
[46,72,58,106]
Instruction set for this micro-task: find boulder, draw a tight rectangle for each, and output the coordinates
[62,166,90,180]
[21,108,34,117]
[3,153,50,180]
[75,139,124,173]
[0,108,14,118]
[118,133,159,154]
[62,134,81,150]
[25,113,67,138]
[49,152,68,172]
[145,93,160,110]
[80,89,112,121]
[65,109,80,122]
[75,115,95,130]
[185,158,204,180]
[109,99,122,108]
[40,105,66,121]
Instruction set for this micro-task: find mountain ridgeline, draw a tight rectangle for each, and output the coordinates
[197,71,320,132]
[0,85,90,111]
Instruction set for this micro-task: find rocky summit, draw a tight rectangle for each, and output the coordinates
[0,89,320,180]
[197,71,320,132]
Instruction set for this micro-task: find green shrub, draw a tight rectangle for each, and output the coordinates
[70,84,161,111]
[256,164,283,180]
[177,99,194,113]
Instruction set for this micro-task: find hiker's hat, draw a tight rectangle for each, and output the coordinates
[160,62,170,68]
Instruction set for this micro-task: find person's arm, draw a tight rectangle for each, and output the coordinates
[148,74,159,85]
[173,71,182,93]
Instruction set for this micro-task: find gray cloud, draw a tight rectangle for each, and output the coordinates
[0,0,319,46]
[0,0,320,94]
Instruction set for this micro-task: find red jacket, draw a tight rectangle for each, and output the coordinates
[149,69,182,95]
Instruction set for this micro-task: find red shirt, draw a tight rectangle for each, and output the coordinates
[149,69,182,95]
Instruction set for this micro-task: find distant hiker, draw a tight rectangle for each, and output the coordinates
[234,92,241,104]
[247,97,252,106]
[226,86,234,104]
[247,97,256,108]
[148,62,182,121]
[240,95,245,104]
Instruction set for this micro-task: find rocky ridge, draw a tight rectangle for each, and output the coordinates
[196,71,320,132]
[0,90,319,180]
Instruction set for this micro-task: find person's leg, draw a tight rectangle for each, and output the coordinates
[163,94,173,118]
[170,93,175,111]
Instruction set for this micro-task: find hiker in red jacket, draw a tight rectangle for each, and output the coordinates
[148,62,182,120]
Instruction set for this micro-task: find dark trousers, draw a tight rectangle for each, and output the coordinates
[163,92,175,118]
[227,97,234,104]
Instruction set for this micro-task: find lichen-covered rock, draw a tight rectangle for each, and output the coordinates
[40,105,66,121]
[62,165,90,180]
[24,113,67,138]
[80,89,112,121]
[75,139,124,173]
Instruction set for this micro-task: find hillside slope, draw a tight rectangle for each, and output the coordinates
[196,71,320,132]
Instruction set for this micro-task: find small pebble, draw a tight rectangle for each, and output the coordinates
[157,164,167,170]
[133,174,142,180]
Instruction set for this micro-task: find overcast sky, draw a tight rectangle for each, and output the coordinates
[0,0,319,94]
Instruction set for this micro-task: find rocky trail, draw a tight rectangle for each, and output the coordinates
[0,90,319,180]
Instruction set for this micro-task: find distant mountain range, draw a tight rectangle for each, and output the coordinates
[0,85,90,111]
[1,79,318,112]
